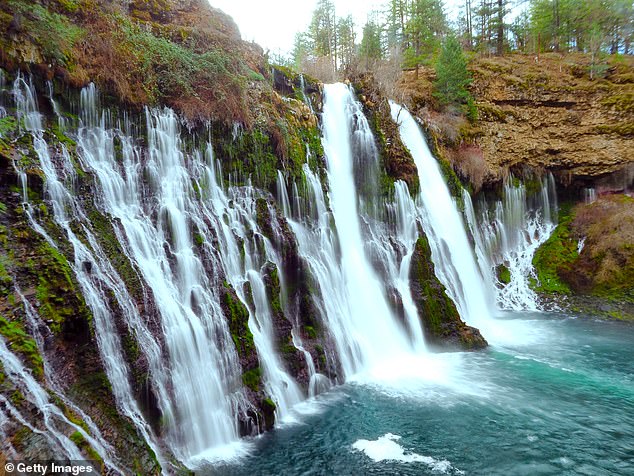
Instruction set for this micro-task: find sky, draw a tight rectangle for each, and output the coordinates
[208,0,465,57]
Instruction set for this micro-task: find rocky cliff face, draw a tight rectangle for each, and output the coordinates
[0,1,482,467]
[399,53,633,194]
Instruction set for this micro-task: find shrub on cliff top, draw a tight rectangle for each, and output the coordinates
[433,37,476,121]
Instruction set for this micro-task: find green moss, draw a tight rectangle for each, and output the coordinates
[6,0,86,66]
[193,232,204,247]
[0,255,12,292]
[30,240,84,334]
[477,102,506,122]
[70,430,103,464]
[303,325,317,339]
[255,198,273,238]
[0,116,18,138]
[601,93,634,114]
[247,69,265,82]
[11,426,32,448]
[218,128,280,188]
[57,0,81,13]
[49,122,76,148]
[531,204,577,294]
[0,315,44,379]
[437,155,465,211]
[121,331,139,362]
[241,367,262,392]
[86,209,142,299]
[595,122,634,136]
[278,338,296,355]
[314,344,326,367]
[48,392,90,432]
[410,235,461,337]
[496,264,511,285]
[222,287,255,359]
[262,397,276,411]
[10,389,24,405]
[268,265,282,315]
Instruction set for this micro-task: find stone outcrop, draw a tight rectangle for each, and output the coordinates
[398,53,633,192]
[409,232,488,350]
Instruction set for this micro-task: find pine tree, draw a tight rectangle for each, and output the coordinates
[433,36,476,120]
[359,19,383,69]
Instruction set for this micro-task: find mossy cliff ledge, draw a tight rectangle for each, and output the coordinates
[531,195,634,320]
[409,232,487,350]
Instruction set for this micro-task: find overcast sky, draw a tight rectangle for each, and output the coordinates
[208,0,466,57]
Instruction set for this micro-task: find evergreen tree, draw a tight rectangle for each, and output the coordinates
[403,0,446,78]
[337,15,356,70]
[292,32,313,70]
[433,36,476,119]
[359,19,384,69]
[308,0,337,71]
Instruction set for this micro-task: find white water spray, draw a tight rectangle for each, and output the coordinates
[390,102,495,332]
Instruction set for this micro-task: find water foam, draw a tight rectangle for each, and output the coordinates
[352,433,463,473]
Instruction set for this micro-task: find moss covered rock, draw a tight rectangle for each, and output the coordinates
[354,73,419,196]
[409,232,487,350]
[532,195,634,319]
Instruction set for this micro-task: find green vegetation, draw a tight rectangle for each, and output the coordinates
[241,367,262,392]
[303,325,317,339]
[48,392,90,432]
[403,0,446,75]
[267,265,283,315]
[496,264,511,285]
[601,93,634,113]
[531,204,577,294]
[433,36,477,121]
[2,0,85,66]
[0,116,18,137]
[86,208,143,301]
[70,430,104,464]
[0,315,44,379]
[410,235,461,337]
[31,241,85,334]
[114,15,238,106]
[222,285,255,359]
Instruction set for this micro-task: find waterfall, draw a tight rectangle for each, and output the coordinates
[192,153,303,426]
[77,91,245,462]
[287,84,419,378]
[584,188,597,204]
[389,102,495,332]
[3,74,535,466]
[11,75,165,470]
[0,337,85,460]
[464,175,557,311]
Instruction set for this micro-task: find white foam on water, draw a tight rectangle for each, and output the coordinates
[352,433,463,473]
[187,440,253,467]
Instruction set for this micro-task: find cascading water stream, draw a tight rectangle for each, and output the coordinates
[76,90,245,462]
[464,175,557,311]
[0,337,84,461]
[296,84,418,377]
[190,153,303,424]
[390,102,496,333]
[10,75,163,471]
